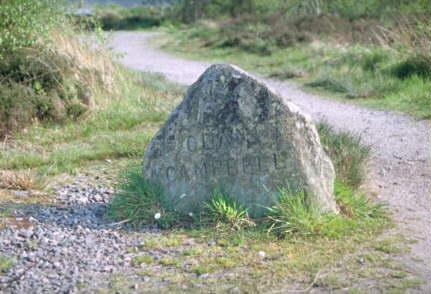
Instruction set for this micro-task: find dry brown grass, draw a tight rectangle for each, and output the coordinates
[50,30,118,102]
[374,15,431,55]
[0,170,44,191]
[0,26,123,138]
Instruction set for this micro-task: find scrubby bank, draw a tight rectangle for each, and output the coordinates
[0,0,116,137]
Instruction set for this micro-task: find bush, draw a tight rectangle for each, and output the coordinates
[96,5,173,30]
[0,0,64,59]
[391,55,431,79]
[0,44,95,136]
[0,1,117,137]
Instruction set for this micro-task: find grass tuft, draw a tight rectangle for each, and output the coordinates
[0,254,14,274]
[266,189,318,237]
[266,182,387,239]
[106,165,176,228]
[317,123,369,188]
[204,190,255,231]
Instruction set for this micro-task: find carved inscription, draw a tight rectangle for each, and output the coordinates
[151,153,288,182]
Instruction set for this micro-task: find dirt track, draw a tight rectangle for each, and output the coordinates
[109,31,431,290]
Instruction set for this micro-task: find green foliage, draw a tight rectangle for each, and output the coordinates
[0,0,64,59]
[0,254,14,274]
[391,55,431,79]
[173,0,430,23]
[96,5,173,30]
[204,190,255,231]
[131,255,154,266]
[0,69,180,175]
[0,1,107,137]
[317,123,369,188]
[266,189,319,237]
[266,182,386,238]
[107,165,178,228]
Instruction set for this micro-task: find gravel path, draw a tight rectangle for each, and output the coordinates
[108,31,431,290]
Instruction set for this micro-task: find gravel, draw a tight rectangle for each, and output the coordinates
[0,181,144,293]
[108,31,431,291]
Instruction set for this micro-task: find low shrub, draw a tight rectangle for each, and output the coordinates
[391,55,431,80]
[0,3,116,138]
[0,43,104,137]
[96,5,173,30]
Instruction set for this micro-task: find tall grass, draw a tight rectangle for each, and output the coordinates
[318,123,369,188]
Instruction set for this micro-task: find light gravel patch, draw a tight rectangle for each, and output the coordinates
[0,181,138,293]
[108,31,431,291]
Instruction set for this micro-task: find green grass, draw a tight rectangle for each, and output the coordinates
[158,27,431,119]
[106,165,181,228]
[0,254,14,274]
[94,226,419,293]
[131,255,154,266]
[204,190,255,231]
[266,181,386,239]
[317,123,369,188]
[0,69,182,177]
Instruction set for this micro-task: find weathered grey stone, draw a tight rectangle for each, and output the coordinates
[143,64,337,216]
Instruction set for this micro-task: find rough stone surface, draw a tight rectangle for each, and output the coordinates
[143,64,337,216]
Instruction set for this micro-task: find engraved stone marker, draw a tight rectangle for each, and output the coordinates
[143,64,337,216]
